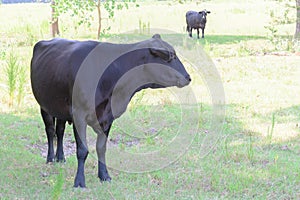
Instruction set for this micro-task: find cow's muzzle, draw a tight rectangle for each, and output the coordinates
[177,74,191,88]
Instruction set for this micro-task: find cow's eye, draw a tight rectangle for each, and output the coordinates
[168,52,176,62]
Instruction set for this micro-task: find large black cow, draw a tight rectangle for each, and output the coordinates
[30,34,191,187]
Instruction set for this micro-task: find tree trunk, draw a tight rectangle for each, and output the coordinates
[51,0,60,37]
[97,0,102,40]
[295,0,300,39]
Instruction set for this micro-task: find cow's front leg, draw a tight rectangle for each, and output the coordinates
[73,122,88,188]
[55,119,66,162]
[96,127,111,182]
[188,27,192,37]
[202,28,205,38]
[197,28,200,39]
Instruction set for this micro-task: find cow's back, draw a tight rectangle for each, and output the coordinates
[30,38,98,120]
[186,11,202,28]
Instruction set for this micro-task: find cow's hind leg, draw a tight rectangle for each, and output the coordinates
[96,125,111,182]
[197,28,200,39]
[41,108,55,163]
[73,122,88,188]
[55,119,66,162]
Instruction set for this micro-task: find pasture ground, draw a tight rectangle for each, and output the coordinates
[0,0,300,199]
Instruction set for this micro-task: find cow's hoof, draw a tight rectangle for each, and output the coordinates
[74,174,86,188]
[55,157,66,163]
[74,180,86,188]
[100,177,111,183]
[46,158,54,163]
[73,183,86,188]
[98,161,111,182]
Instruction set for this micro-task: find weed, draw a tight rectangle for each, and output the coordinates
[5,51,19,107]
[266,113,276,145]
[247,132,254,163]
[129,90,146,113]
[52,168,64,200]
[25,24,37,46]
[0,48,6,60]
[4,51,27,108]
[17,65,27,106]
[138,19,150,35]
[203,39,212,53]
[223,135,230,161]
[237,41,251,56]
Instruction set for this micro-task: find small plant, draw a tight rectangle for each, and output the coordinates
[247,133,254,163]
[52,168,64,200]
[264,11,279,48]
[129,90,146,113]
[25,24,37,46]
[0,48,5,60]
[17,66,27,106]
[223,135,230,161]
[237,41,251,56]
[5,52,19,107]
[138,19,150,35]
[4,51,27,108]
[266,113,276,145]
[203,39,212,53]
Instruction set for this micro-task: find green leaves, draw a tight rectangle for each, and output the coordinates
[51,0,139,37]
[52,0,95,26]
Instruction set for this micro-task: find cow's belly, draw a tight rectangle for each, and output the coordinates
[32,81,72,120]
[39,98,72,120]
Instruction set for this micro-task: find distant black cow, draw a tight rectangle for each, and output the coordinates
[30,34,191,188]
[186,10,211,39]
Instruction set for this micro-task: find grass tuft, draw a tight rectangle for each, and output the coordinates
[52,168,64,200]
[266,113,276,145]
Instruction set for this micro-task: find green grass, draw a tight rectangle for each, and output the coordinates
[0,0,300,199]
[0,105,299,199]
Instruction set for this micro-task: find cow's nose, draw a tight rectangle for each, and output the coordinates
[186,75,191,82]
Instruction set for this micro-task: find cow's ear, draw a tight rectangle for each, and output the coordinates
[152,34,161,39]
[207,11,211,14]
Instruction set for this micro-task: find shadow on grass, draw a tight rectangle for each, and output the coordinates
[198,35,267,44]
[273,105,300,123]
[101,33,267,45]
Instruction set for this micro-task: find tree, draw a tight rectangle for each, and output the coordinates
[51,0,138,39]
[295,0,300,39]
[51,0,59,37]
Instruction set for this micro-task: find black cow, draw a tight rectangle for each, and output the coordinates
[186,10,211,39]
[30,34,191,188]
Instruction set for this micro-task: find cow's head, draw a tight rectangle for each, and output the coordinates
[199,10,210,22]
[145,34,191,88]
[199,9,211,17]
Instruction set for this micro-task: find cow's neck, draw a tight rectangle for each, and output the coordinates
[95,47,154,130]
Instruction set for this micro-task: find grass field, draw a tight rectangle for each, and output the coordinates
[0,0,300,199]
